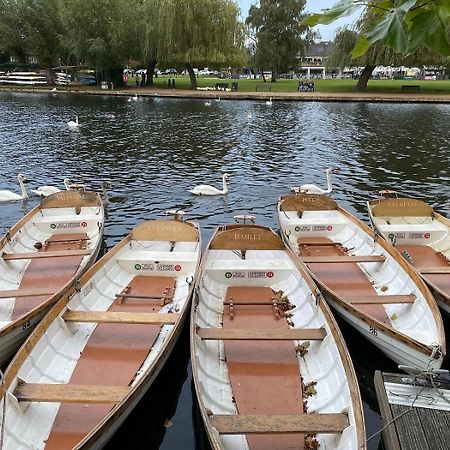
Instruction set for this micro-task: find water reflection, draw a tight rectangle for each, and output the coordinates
[1,93,450,449]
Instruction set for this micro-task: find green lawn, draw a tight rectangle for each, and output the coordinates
[128,75,450,94]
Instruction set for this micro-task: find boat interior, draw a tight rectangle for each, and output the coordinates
[2,219,200,449]
[194,225,361,450]
[0,192,103,328]
[369,197,450,301]
[279,195,441,347]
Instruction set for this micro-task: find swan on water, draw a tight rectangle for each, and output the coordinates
[294,168,339,195]
[64,178,86,191]
[265,97,273,105]
[67,116,79,127]
[189,173,231,196]
[30,184,61,197]
[204,100,211,106]
[0,174,29,201]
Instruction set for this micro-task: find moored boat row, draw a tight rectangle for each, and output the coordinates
[0,185,448,449]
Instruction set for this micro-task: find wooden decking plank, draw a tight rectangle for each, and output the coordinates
[0,287,56,299]
[415,407,450,450]
[419,267,450,274]
[2,249,91,260]
[209,413,349,434]
[302,255,385,263]
[63,310,179,324]
[348,294,416,304]
[390,404,429,450]
[14,383,130,404]
[197,327,326,340]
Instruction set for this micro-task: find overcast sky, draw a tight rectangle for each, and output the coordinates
[238,0,362,41]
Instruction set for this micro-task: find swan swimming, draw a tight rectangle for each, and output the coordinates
[189,173,231,196]
[30,184,61,197]
[204,100,211,106]
[265,97,273,105]
[294,168,339,195]
[0,174,29,201]
[67,116,79,127]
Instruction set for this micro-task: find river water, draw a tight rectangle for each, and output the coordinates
[1,91,449,449]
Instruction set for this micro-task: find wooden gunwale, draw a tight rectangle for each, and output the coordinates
[191,224,366,450]
[0,193,104,343]
[310,204,445,358]
[0,218,201,448]
[367,199,450,311]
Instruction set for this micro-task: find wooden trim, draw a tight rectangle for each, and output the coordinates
[348,294,416,304]
[0,288,56,299]
[209,413,349,434]
[420,267,450,274]
[2,249,92,260]
[196,328,327,340]
[131,219,199,242]
[210,226,285,251]
[370,197,433,218]
[13,383,130,404]
[40,191,101,209]
[115,293,172,300]
[373,371,401,450]
[63,310,179,325]
[302,255,385,263]
[279,194,338,212]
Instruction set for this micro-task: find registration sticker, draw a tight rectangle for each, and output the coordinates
[225,272,245,279]
[409,233,424,239]
[313,225,327,231]
[157,264,176,271]
[50,222,81,229]
[248,271,267,278]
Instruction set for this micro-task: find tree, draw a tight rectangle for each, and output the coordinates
[59,0,139,86]
[246,0,313,82]
[157,0,246,89]
[305,0,450,58]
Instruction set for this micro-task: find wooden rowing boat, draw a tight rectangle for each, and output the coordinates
[191,221,365,450]
[0,215,201,449]
[278,194,446,371]
[0,191,104,367]
[367,194,450,315]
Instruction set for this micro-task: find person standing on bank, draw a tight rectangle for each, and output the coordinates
[135,74,139,88]
[141,72,146,87]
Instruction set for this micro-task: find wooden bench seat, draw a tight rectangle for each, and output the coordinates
[209,413,349,434]
[0,287,57,299]
[2,249,91,260]
[347,294,416,304]
[63,310,179,325]
[197,327,326,340]
[419,267,450,274]
[302,255,385,263]
[13,383,130,404]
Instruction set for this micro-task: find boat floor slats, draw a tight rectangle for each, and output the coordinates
[302,255,385,263]
[13,383,130,404]
[46,233,89,243]
[300,238,391,324]
[197,327,326,340]
[0,287,56,299]
[12,233,89,319]
[222,286,305,449]
[44,275,176,450]
[347,294,416,304]
[2,249,91,260]
[63,310,179,324]
[210,413,349,434]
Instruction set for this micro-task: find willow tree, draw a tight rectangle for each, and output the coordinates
[0,0,66,83]
[246,0,313,82]
[157,0,246,89]
[59,0,139,86]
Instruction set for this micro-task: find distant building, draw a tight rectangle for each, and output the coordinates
[300,41,333,78]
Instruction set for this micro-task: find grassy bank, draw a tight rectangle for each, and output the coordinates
[128,75,450,94]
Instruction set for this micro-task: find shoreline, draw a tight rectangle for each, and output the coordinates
[2,85,450,104]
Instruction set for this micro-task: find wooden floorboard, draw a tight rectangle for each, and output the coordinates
[197,327,327,340]
[3,249,91,260]
[0,287,56,299]
[390,404,429,450]
[63,310,179,325]
[348,294,416,304]
[302,255,385,263]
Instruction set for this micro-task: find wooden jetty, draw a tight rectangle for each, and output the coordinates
[374,371,450,450]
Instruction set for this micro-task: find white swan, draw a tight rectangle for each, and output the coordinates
[0,174,29,201]
[204,100,211,106]
[265,97,273,105]
[189,173,231,196]
[30,184,61,197]
[67,116,79,127]
[215,97,221,102]
[296,168,339,195]
[64,178,86,191]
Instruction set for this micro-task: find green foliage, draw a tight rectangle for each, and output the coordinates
[246,0,312,77]
[305,0,450,57]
